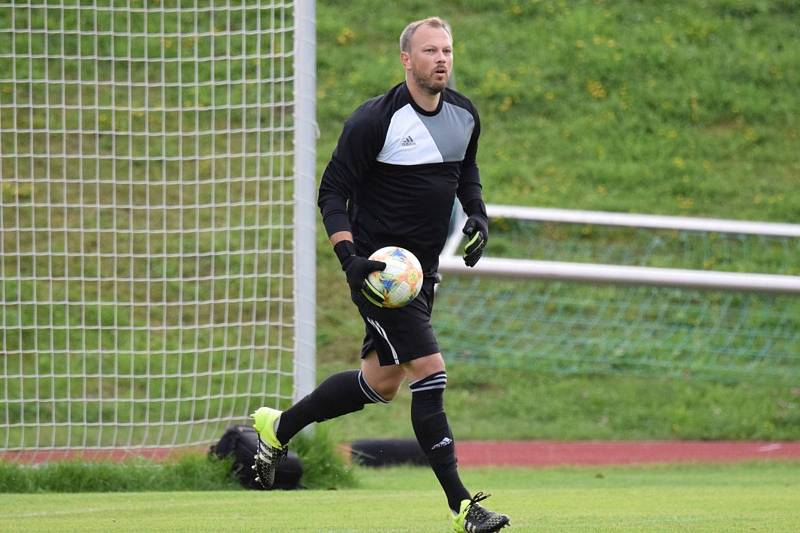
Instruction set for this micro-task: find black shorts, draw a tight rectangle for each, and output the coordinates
[352,277,440,366]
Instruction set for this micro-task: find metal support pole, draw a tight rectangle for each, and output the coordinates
[292,0,317,404]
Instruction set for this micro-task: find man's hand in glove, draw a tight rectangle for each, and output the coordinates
[462,214,488,267]
[334,240,386,305]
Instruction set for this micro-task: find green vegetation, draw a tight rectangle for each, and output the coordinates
[1,0,798,462]
[316,0,799,221]
[0,454,239,493]
[488,221,800,274]
[0,426,353,493]
[323,364,800,442]
[434,280,800,382]
[1,3,296,448]
[290,426,356,490]
[2,462,799,531]
[314,0,800,442]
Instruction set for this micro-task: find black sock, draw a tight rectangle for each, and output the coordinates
[275,370,386,445]
[410,371,470,513]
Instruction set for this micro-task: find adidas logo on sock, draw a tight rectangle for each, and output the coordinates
[401,135,415,147]
[431,437,453,450]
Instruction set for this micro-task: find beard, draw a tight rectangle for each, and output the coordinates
[411,66,449,94]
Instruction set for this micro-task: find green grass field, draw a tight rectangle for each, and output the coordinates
[3,462,799,532]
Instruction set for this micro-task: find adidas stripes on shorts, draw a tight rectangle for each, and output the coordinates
[353,277,440,366]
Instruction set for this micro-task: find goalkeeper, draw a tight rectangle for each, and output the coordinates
[252,16,509,532]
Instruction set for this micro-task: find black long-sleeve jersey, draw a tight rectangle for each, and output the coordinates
[318,82,483,275]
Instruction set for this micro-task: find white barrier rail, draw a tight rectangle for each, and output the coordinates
[486,205,800,238]
[438,256,800,294]
[441,205,800,294]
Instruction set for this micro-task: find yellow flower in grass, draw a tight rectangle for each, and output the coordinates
[586,80,606,99]
[337,27,355,46]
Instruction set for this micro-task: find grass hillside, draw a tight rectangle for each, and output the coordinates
[316,0,798,220]
[1,1,797,449]
[313,0,800,442]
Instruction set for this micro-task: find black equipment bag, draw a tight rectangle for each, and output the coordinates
[209,424,303,490]
[350,438,428,467]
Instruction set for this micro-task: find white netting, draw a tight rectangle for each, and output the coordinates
[436,215,800,383]
[1,1,298,454]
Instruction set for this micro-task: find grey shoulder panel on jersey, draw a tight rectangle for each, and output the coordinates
[416,102,475,162]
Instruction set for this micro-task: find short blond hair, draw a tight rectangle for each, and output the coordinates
[399,17,452,52]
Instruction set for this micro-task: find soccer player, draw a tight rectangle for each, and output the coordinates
[252,16,510,532]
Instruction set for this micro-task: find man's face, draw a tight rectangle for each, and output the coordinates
[402,25,453,95]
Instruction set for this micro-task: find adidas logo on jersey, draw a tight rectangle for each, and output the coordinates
[400,135,415,147]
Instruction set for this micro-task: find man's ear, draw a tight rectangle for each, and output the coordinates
[400,51,411,71]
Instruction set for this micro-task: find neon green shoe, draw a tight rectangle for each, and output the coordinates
[251,407,287,489]
[452,492,510,532]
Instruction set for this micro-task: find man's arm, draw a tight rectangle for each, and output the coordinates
[329,231,353,247]
[318,106,387,301]
[318,105,383,240]
[456,106,488,267]
[455,103,482,208]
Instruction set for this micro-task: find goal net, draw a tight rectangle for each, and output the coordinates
[1,1,314,456]
[436,206,800,383]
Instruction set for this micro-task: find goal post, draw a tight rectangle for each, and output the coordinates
[0,1,316,458]
[292,0,316,405]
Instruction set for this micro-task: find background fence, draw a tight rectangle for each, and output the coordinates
[436,205,800,382]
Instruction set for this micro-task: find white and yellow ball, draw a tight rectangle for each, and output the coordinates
[364,246,423,308]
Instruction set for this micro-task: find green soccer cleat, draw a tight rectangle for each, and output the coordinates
[251,407,288,489]
[452,492,510,533]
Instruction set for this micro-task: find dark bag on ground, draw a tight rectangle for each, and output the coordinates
[350,438,428,467]
[209,424,303,490]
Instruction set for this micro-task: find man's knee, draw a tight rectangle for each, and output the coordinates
[405,352,446,382]
[363,372,403,402]
[361,353,405,402]
[371,380,401,401]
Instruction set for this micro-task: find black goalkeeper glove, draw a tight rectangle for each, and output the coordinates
[461,200,489,267]
[334,240,387,305]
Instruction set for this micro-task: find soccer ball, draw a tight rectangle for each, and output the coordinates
[364,246,423,308]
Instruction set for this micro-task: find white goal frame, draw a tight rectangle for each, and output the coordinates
[0,0,317,458]
[292,0,317,405]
